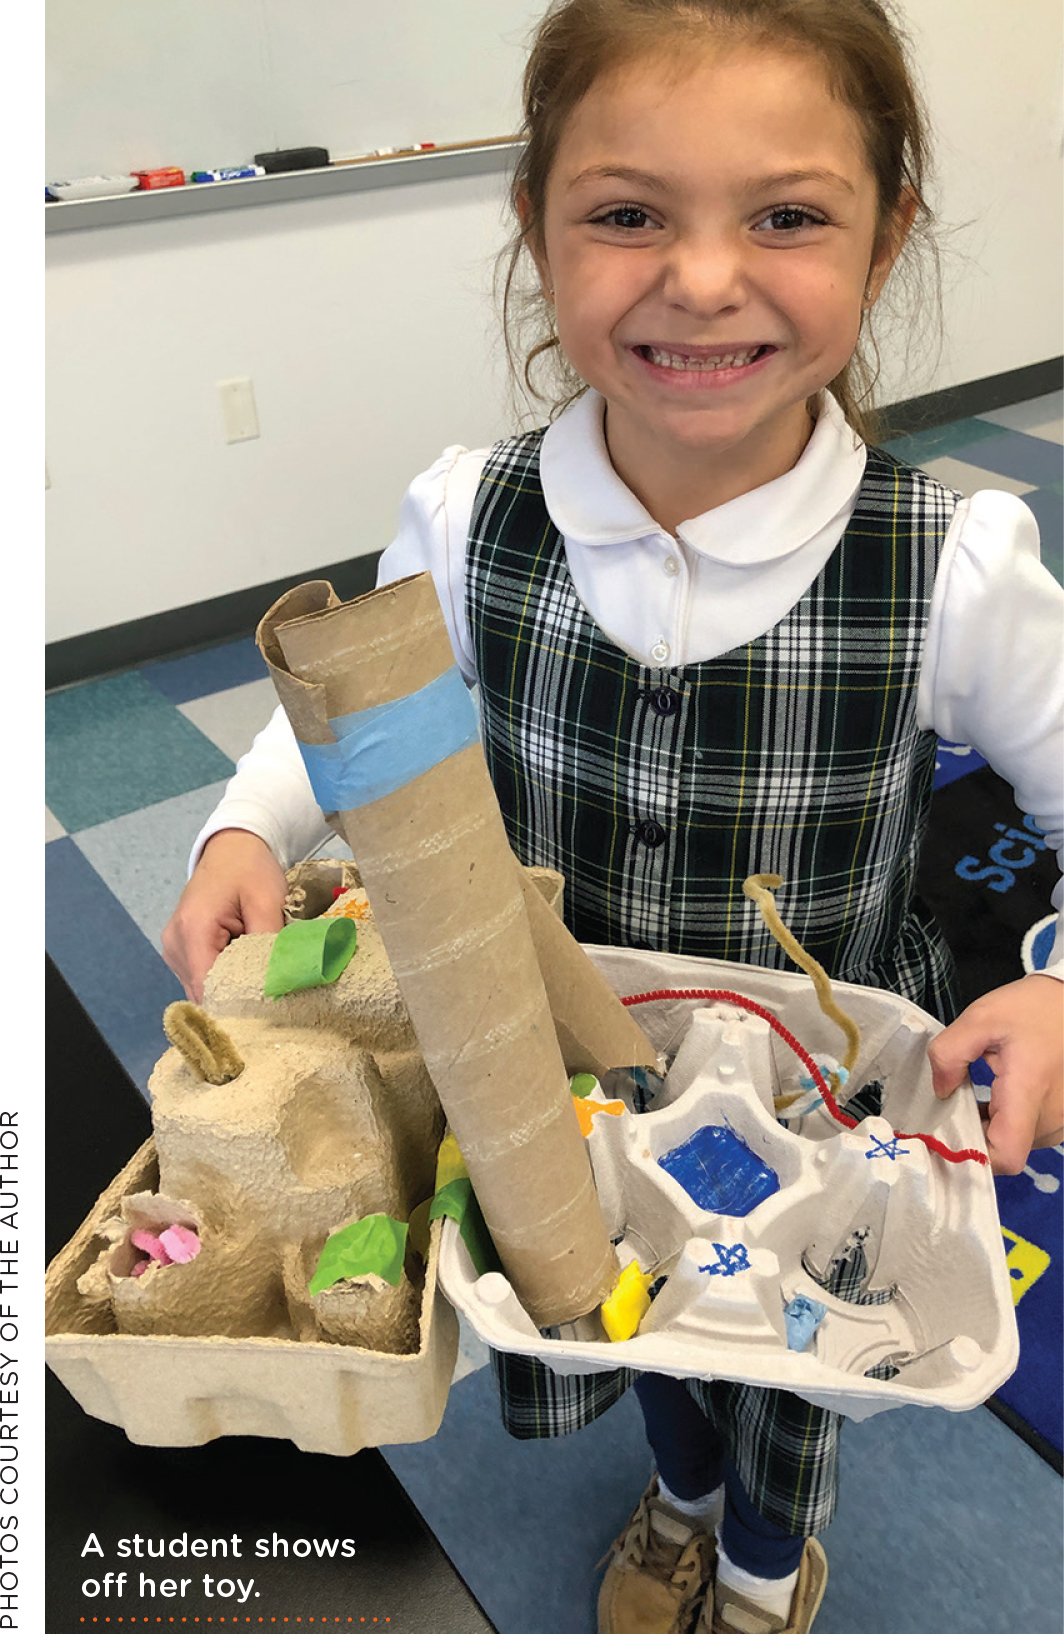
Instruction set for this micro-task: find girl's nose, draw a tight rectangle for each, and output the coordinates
[661,232,747,315]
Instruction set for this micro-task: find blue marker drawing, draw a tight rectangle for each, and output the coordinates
[699,1243,752,1278]
[659,1124,780,1216]
[865,1133,909,1161]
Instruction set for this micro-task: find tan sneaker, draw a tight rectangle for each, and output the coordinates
[597,1477,716,1634]
[701,1538,827,1634]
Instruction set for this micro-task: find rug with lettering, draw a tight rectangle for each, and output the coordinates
[918,745,1062,1468]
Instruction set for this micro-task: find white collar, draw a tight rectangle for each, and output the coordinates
[540,389,867,564]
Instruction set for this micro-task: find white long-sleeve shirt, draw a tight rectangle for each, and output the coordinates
[193,390,1064,971]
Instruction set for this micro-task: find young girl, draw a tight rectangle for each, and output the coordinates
[163,2,1063,1630]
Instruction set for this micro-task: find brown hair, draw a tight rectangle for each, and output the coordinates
[500,0,937,442]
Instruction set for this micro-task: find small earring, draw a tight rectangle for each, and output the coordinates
[863,285,875,306]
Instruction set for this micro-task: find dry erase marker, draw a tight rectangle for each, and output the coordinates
[190,165,266,183]
[370,143,437,156]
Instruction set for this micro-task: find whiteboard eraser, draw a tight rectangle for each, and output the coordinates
[253,147,330,173]
[47,175,139,201]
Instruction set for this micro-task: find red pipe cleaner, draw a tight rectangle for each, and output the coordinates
[621,988,987,1167]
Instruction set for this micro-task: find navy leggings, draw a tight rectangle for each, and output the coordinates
[634,1373,805,1578]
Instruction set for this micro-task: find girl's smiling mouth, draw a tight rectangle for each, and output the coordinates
[634,343,776,372]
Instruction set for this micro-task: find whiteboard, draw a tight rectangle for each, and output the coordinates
[46,0,542,180]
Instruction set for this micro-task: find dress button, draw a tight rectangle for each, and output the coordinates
[650,687,678,717]
[650,639,671,663]
[636,819,667,848]
[663,555,679,576]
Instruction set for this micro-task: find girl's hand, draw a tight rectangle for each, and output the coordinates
[161,828,287,1004]
[929,974,1064,1174]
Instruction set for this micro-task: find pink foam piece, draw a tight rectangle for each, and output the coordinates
[130,1259,150,1278]
[129,1228,172,1264]
[159,1224,201,1264]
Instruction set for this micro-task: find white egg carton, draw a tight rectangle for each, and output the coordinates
[439,947,1018,1421]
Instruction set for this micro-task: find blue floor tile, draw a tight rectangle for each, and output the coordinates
[880,418,1002,469]
[46,672,235,832]
[142,636,267,704]
[46,836,182,1094]
[823,1404,1063,1633]
[949,428,1064,488]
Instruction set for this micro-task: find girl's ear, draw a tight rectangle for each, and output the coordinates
[867,185,919,303]
[517,189,554,302]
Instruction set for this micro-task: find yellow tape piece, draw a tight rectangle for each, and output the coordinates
[601,1261,654,1342]
[434,1131,469,1190]
[1001,1226,1052,1304]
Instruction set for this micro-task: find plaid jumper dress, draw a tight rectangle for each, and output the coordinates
[464,429,960,1535]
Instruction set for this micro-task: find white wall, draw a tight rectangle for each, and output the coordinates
[45,0,1063,647]
[888,0,1063,392]
[46,173,515,642]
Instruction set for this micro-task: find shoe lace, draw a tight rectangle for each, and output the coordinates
[612,1501,704,1596]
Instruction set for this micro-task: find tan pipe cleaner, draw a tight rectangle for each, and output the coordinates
[742,874,861,1111]
[162,1001,245,1085]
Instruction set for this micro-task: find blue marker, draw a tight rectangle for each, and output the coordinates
[191,165,266,183]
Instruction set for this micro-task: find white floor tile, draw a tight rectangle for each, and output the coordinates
[178,677,279,763]
[72,781,233,955]
[46,805,66,842]
[920,455,1036,498]
[977,391,1064,443]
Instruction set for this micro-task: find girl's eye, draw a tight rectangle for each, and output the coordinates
[591,204,654,231]
[756,204,828,233]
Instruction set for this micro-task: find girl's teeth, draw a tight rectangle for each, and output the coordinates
[644,346,761,370]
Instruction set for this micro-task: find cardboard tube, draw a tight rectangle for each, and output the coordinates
[257,574,618,1326]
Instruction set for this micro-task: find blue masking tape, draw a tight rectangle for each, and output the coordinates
[783,1294,827,1353]
[297,665,479,811]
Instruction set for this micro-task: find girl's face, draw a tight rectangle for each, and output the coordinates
[529,42,904,521]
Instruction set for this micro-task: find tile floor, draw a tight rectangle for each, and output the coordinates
[45,390,1064,1633]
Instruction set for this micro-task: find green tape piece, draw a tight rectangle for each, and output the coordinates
[264,917,358,998]
[570,1073,598,1099]
[429,1177,501,1277]
[429,1176,473,1223]
[308,1214,408,1295]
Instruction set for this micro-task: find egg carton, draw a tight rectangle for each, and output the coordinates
[46,1138,459,1456]
[439,946,1018,1421]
